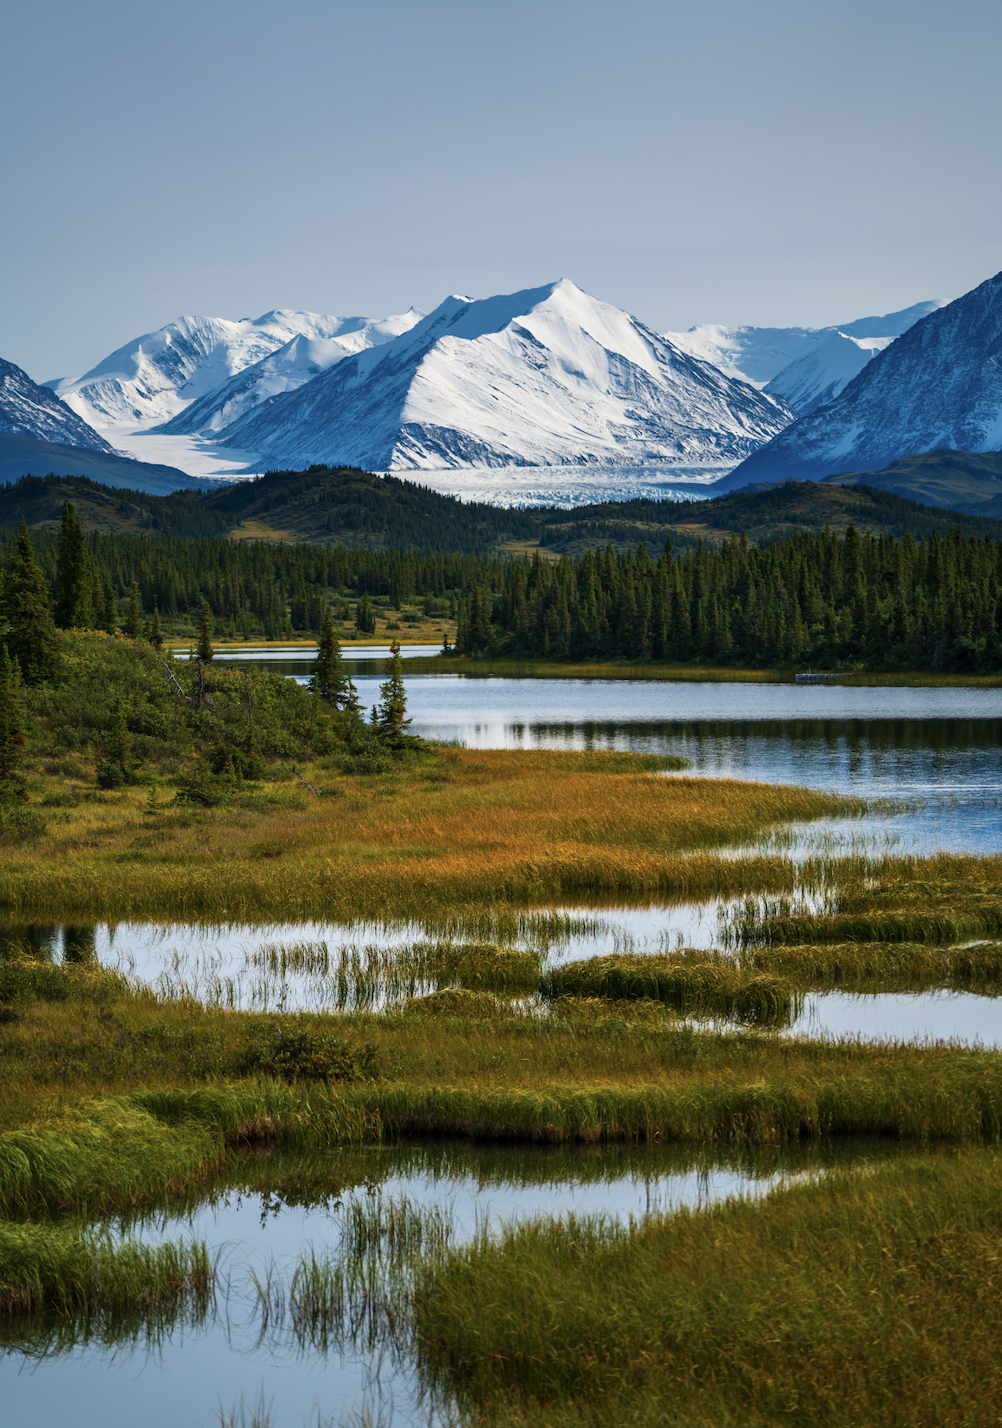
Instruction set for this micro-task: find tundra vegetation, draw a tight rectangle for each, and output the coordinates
[1,515,1001,1425]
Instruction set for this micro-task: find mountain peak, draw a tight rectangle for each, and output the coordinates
[718,269,1002,489]
[213,279,793,474]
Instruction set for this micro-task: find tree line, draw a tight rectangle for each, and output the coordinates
[455,524,1002,672]
[0,508,503,639]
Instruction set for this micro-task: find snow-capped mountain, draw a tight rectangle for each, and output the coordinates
[764,331,894,415]
[215,280,794,472]
[664,301,941,401]
[154,310,424,436]
[1,357,115,452]
[717,270,1002,490]
[51,310,415,430]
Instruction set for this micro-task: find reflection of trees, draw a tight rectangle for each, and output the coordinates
[0,925,59,961]
[62,926,97,963]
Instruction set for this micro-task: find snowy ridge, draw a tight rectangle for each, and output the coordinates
[765,331,893,416]
[0,357,114,452]
[217,280,794,473]
[52,310,398,430]
[719,270,1002,490]
[664,301,942,402]
[155,310,424,436]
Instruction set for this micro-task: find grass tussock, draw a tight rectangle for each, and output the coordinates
[251,940,542,1011]
[0,1084,380,1218]
[413,1149,1002,1427]
[541,952,799,1027]
[739,939,1002,994]
[0,1221,212,1325]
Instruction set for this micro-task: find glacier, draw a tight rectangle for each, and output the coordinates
[51,310,413,431]
[153,310,424,436]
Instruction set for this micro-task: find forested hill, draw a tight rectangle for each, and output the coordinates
[0,467,539,555]
[535,481,1002,555]
[3,466,1002,560]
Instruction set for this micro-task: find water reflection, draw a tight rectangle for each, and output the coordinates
[0,1138,917,1428]
[227,653,1002,856]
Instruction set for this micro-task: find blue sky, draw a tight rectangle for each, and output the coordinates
[4,0,1000,381]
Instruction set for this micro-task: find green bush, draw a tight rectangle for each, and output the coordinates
[240,1023,379,1083]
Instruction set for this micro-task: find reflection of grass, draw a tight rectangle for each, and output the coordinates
[0,750,856,920]
[414,1148,1002,1426]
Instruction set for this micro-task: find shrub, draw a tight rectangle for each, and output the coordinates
[239,1023,378,1083]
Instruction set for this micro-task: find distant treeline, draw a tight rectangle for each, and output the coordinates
[455,524,1002,672]
[0,521,500,638]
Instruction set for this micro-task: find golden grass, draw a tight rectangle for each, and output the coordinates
[413,655,1002,687]
[1,751,851,920]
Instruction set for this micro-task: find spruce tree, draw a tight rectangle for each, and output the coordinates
[0,521,61,685]
[54,502,92,628]
[0,644,26,787]
[376,639,411,751]
[355,593,377,635]
[196,601,214,662]
[96,700,131,788]
[309,606,357,710]
[148,606,163,648]
[102,580,117,636]
[125,582,142,639]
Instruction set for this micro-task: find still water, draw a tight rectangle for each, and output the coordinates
[3,658,1001,1424]
[0,1138,915,1428]
[220,647,1002,857]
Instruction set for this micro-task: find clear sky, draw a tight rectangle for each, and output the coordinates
[3,0,1000,383]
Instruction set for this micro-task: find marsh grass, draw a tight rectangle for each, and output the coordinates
[737,939,1002,995]
[0,750,855,921]
[412,1148,1002,1427]
[0,1221,213,1337]
[250,940,543,1012]
[541,952,799,1027]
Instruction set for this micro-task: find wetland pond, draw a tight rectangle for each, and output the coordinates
[4,657,1001,1424]
[0,1138,936,1428]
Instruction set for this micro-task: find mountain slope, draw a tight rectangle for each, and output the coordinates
[764,331,893,416]
[1,358,114,452]
[217,280,794,472]
[664,300,940,393]
[818,449,1002,510]
[51,310,403,429]
[154,311,424,436]
[718,271,1002,490]
[0,432,205,494]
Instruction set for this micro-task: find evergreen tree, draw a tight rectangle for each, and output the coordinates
[196,601,214,662]
[96,699,131,788]
[147,606,164,648]
[355,593,377,635]
[309,606,357,711]
[102,579,117,636]
[54,502,93,628]
[124,582,142,639]
[0,521,61,684]
[376,639,411,751]
[0,644,26,786]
